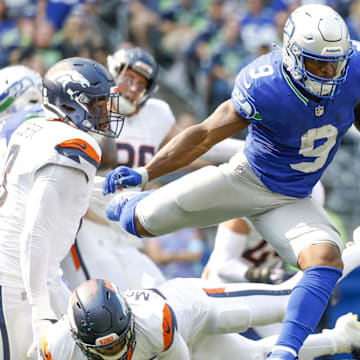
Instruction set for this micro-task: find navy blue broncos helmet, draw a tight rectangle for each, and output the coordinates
[43,57,125,137]
[68,279,136,360]
[107,47,159,115]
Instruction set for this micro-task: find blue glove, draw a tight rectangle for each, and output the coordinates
[103,166,148,195]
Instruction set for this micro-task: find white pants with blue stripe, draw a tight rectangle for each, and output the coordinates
[0,286,32,360]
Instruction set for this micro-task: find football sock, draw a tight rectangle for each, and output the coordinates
[269,266,342,359]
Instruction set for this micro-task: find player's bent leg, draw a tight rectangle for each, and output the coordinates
[254,323,283,338]
[134,163,271,237]
[255,313,360,360]
[193,313,360,360]
[279,239,360,290]
[250,198,344,360]
[297,242,343,270]
[271,242,343,359]
[270,265,342,360]
[201,281,292,335]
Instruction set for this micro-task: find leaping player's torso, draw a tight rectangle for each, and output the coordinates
[232,48,360,197]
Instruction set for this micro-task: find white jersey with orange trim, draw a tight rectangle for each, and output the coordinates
[0,117,101,359]
[60,98,175,292]
[36,277,298,360]
[0,117,101,289]
[37,283,196,360]
[35,245,360,360]
[115,98,175,168]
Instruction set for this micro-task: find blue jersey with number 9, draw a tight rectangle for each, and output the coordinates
[231,47,360,197]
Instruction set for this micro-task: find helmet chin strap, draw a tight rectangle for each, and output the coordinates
[117,97,136,116]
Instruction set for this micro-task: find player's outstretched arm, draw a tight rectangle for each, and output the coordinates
[145,99,249,182]
[103,100,249,193]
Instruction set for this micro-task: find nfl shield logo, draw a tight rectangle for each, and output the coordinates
[315,105,324,116]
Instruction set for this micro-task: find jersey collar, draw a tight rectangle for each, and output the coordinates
[281,63,309,106]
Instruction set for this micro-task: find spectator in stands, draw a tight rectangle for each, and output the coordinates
[202,17,249,114]
[184,0,226,91]
[61,9,105,60]
[239,0,278,55]
[29,19,63,71]
[0,0,30,67]
[346,0,360,41]
[127,0,161,50]
[159,0,205,58]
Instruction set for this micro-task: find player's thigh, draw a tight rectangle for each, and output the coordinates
[192,334,265,360]
[0,286,32,359]
[253,323,282,338]
[138,162,273,235]
[250,198,343,267]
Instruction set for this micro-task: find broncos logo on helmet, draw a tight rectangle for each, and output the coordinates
[49,70,91,96]
[43,57,125,138]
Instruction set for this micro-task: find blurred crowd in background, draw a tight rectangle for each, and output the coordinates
[2,0,360,345]
[2,0,360,252]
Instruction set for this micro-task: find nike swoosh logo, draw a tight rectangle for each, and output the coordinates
[164,320,171,334]
[73,141,87,150]
[243,73,251,89]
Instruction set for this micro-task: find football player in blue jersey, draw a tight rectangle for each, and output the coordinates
[103,4,359,360]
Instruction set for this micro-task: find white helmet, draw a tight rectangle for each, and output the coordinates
[0,65,42,122]
[107,47,158,116]
[283,4,353,99]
